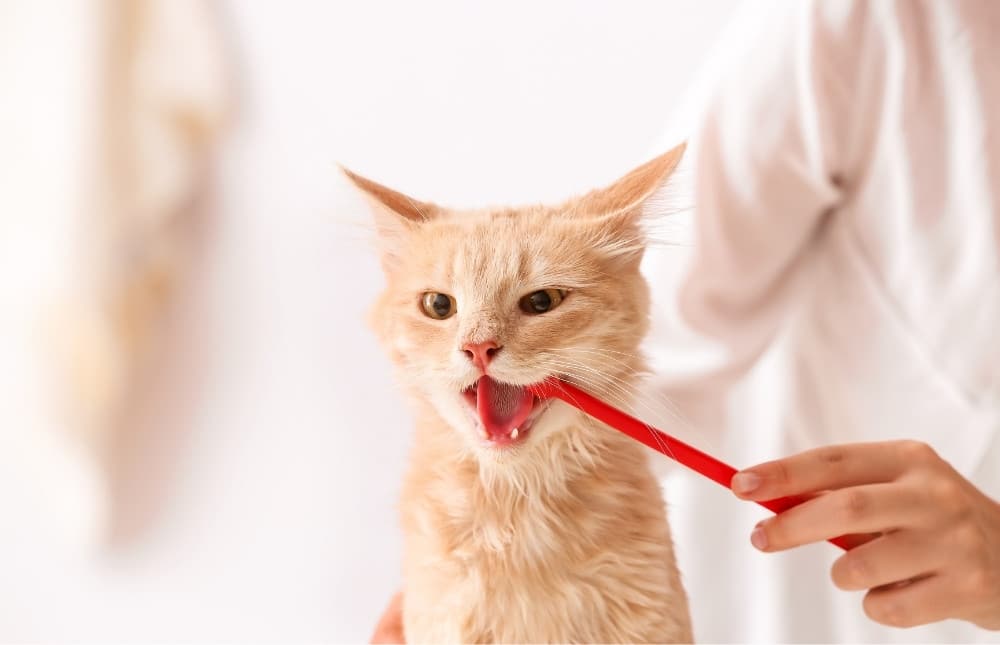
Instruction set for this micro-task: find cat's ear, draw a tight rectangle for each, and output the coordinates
[570,143,686,266]
[341,166,439,271]
[576,142,685,219]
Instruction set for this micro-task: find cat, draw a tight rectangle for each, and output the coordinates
[345,143,693,643]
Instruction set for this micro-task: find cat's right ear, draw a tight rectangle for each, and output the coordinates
[340,166,439,271]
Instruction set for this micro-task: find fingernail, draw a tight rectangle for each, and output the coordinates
[731,472,761,495]
[751,525,769,551]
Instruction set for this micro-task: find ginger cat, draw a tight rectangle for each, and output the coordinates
[345,144,693,643]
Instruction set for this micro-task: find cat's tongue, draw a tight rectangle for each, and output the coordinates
[476,376,534,442]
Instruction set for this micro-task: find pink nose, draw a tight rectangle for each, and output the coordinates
[462,340,501,370]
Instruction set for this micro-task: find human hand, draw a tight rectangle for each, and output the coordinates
[370,591,405,643]
[731,440,1000,630]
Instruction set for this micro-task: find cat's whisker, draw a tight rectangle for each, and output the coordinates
[536,354,693,431]
[547,359,694,437]
[544,345,642,357]
[538,347,643,372]
[533,357,684,463]
[540,375,644,463]
[534,349,646,385]
[538,346,652,372]
[533,360,664,437]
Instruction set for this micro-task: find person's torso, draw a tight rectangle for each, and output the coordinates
[789,0,1000,490]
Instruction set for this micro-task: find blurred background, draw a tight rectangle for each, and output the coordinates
[0,1,739,641]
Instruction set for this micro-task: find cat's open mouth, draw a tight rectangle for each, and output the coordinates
[462,375,545,447]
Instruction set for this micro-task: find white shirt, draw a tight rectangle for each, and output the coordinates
[646,1,1000,641]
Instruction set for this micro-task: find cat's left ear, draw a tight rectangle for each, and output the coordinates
[570,142,686,263]
[341,167,440,271]
[576,142,686,218]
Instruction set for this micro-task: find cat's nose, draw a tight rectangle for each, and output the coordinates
[462,340,501,371]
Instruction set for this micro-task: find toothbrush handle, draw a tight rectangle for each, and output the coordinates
[535,379,851,551]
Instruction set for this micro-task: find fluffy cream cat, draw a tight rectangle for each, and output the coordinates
[346,144,693,643]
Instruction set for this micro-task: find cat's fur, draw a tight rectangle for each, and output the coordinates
[346,144,693,643]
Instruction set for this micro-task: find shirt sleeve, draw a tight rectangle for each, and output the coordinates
[645,0,868,447]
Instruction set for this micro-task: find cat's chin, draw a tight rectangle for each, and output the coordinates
[470,398,551,450]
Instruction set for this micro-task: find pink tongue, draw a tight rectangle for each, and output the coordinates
[476,376,535,439]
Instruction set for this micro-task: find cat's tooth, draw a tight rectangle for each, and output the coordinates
[511,427,520,440]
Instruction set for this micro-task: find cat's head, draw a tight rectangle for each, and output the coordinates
[346,145,684,459]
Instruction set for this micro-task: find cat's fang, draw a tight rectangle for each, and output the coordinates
[510,427,519,440]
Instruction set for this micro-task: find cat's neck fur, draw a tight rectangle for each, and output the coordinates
[402,395,652,556]
[397,380,692,642]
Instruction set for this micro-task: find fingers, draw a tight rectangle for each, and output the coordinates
[831,531,943,591]
[863,575,956,628]
[731,440,939,501]
[854,527,1000,629]
[371,592,405,644]
[751,483,933,551]
[732,440,1000,629]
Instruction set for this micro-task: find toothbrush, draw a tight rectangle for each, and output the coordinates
[529,378,852,551]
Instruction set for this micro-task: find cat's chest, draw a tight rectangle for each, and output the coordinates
[409,475,620,584]
[400,454,687,643]
[404,512,677,644]
[406,519,634,641]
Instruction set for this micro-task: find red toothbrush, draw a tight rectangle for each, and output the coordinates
[529,378,851,551]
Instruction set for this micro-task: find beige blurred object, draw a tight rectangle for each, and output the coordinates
[0,0,228,547]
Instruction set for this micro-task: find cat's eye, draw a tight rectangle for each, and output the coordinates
[421,292,456,320]
[519,289,566,315]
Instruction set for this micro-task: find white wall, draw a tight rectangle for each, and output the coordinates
[0,2,737,641]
